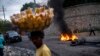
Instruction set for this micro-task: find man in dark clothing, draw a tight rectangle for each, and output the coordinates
[29,31,51,56]
[89,24,96,36]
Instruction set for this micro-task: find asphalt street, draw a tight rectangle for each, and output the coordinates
[8,32,100,56]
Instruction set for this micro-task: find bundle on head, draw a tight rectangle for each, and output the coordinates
[10,6,54,32]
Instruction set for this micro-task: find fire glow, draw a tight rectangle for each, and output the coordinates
[60,33,78,41]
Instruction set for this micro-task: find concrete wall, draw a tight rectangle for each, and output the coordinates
[44,3,100,35]
[64,3,100,31]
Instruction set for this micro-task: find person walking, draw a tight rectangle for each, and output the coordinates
[0,32,5,56]
[89,24,96,36]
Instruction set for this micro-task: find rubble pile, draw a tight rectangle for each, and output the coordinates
[4,46,34,56]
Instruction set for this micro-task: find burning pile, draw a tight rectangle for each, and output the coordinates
[10,6,54,31]
[60,33,78,41]
[60,33,87,46]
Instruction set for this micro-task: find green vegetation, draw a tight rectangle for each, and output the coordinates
[0,19,12,33]
[63,0,100,8]
[21,2,40,11]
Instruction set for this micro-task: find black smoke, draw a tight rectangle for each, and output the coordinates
[48,0,72,37]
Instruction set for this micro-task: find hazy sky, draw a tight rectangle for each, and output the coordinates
[0,0,48,21]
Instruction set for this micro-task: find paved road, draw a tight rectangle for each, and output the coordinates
[8,32,100,56]
[44,35,100,56]
[9,35,36,50]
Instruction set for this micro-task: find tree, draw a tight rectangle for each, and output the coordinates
[63,0,100,8]
[0,19,12,32]
[21,2,40,11]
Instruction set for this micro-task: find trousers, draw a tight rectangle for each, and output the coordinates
[0,48,4,56]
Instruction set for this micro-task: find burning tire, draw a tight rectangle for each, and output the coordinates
[70,38,86,46]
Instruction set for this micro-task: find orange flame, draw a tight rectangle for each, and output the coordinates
[60,34,78,41]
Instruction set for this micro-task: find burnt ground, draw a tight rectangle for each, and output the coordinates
[8,31,100,56]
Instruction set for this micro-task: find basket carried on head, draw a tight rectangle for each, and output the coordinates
[10,6,54,32]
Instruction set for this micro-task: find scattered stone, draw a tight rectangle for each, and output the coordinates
[4,46,35,56]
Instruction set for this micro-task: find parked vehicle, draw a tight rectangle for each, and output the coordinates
[4,31,22,43]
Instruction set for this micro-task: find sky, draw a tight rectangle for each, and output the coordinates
[0,0,48,21]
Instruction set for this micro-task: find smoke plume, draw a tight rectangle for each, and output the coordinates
[48,0,72,37]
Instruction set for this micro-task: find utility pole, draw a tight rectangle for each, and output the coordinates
[2,5,6,20]
[34,0,36,4]
[34,0,36,7]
